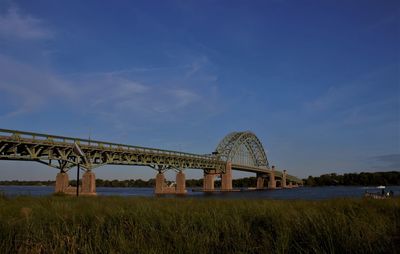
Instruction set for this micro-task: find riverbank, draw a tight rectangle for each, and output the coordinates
[0,195,398,253]
[2,170,400,188]
[2,185,400,200]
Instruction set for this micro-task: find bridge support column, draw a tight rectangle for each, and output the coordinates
[155,172,165,194]
[282,170,287,188]
[268,166,276,189]
[288,181,293,189]
[256,175,264,190]
[154,172,176,194]
[203,172,215,191]
[176,171,187,194]
[55,171,69,193]
[81,170,96,195]
[221,162,232,191]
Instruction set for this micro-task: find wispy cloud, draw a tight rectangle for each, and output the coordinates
[306,85,353,112]
[79,70,207,118]
[0,54,75,117]
[185,55,208,78]
[0,4,221,131]
[305,66,399,127]
[0,53,221,128]
[0,6,52,40]
[370,154,400,171]
[170,89,199,108]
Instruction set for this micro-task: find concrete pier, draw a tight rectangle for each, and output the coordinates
[155,171,187,194]
[256,175,264,189]
[81,171,96,195]
[203,172,215,191]
[55,171,69,193]
[268,166,276,189]
[221,162,233,191]
[282,170,287,188]
[155,172,165,194]
[176,171,187,194]
[55,170,97,196]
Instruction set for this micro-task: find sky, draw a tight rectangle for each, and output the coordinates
[0,0,399,181]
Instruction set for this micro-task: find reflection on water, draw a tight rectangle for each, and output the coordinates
[1,185,399,200]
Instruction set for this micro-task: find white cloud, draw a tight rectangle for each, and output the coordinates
[185,56,209,78]
[170,89,200,108]
[88,76,149,108]
[0,2,221,128]
[0,54,75,117]
[0,6,52,40]
[0,53,220,128]
[87,74,203,117]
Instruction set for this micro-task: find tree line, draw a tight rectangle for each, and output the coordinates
[303,171,400,186]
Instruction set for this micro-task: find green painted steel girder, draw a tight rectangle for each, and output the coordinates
[0,128,302,183]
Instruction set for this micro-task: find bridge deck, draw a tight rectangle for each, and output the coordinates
[0,129,302,183]
[231,164,301,182]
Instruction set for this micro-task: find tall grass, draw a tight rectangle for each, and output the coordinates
[0,195,398,253]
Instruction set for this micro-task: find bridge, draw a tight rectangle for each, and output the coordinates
[0,128,302,195]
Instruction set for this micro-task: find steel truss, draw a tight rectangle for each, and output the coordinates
[0,129,224,173]
[215,131,269,167]
[0,129,302,183]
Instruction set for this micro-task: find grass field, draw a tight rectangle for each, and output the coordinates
[0,194,399,253]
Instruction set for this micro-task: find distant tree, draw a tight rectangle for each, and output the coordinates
[305,176,316,186]
[303,171,400,186]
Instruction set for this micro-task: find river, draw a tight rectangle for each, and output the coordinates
[1,185,399,199]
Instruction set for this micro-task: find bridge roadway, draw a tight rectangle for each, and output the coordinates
[0,128,302,195]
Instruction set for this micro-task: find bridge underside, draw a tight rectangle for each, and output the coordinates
[231,164,301,182]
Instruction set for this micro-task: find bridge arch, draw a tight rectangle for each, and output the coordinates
[215,131,269,168]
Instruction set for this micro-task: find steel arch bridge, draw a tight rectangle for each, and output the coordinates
[215,131,269,168]
[0,128,302,195]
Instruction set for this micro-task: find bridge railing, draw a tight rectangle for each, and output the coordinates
[0,129,216,161]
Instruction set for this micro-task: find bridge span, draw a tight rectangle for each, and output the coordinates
[0,128,302,195]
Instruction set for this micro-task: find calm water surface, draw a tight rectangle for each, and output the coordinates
[1,185,399,200]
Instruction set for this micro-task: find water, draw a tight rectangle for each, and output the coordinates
[1,185,399,200]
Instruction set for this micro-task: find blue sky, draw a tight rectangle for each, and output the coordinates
[0,0,399,181]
